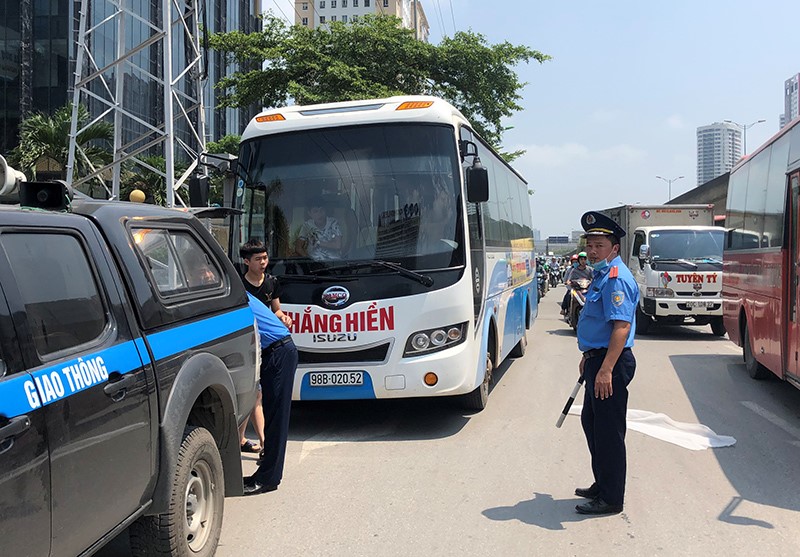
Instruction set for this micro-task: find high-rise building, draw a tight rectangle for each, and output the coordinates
[0,0,260,154]
[295,0,429,41]
[779,73,800,130]
[696,122,742,186]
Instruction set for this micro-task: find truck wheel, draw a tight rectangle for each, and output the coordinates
[743,322,769,380]
[710,317,726,337]
[635,305,651,335]
[462,351,493,411]
[130,426,224,557]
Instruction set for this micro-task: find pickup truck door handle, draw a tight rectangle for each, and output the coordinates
[0,415,31,454]
[104,372,136,401]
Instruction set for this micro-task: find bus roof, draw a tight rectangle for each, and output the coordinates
[241,96,469,141]
[731,115,800,174]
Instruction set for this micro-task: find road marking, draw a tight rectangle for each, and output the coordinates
[740,400,800,441]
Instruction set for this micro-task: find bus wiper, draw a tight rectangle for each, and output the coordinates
[654,258,698,268]
[312,260,434,287]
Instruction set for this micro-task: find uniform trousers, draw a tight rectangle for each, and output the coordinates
[253,336,298,486]
[580,348,636,506]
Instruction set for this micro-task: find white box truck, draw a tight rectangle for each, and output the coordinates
[598,204,725,336]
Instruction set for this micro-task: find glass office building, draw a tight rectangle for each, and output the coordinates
[0,0,260,154]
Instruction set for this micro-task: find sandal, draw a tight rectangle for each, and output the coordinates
[240,440,261,453]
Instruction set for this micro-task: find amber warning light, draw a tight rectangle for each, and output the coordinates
[255,113,286,123]
[396,101,434,111]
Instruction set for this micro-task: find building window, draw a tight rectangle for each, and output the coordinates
[319,1,325,7]
[331,15,336,21]
[364,0,370,6]
[352,14,358,21]
[302,2,308,9]
[383,0,388,6]
[353,0,358,5]
[342,14,348,22]
[342,0,347,6]
[320,15,326,22]
[302,17,308,24]
[331,0,336,7]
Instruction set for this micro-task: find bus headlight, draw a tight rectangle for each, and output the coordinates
[403,322,468,357]
[646,287,674,298]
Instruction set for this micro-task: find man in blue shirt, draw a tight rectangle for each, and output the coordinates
[574,211,638,515]
[243,293,298,495]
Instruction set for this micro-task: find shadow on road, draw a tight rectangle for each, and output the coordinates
[482,492,623,529]
[670,353,800,521]
[638,325,729,342]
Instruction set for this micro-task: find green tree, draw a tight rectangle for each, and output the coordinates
[120,155,188,206]
[9,103,113,192]
[210,15,548,155]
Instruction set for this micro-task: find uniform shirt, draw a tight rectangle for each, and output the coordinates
[576,255,638,353]
[247,293,290,348]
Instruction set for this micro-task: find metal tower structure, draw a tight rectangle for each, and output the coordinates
[66,0,207,207]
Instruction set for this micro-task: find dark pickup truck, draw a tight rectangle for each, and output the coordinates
[0,186,258,557]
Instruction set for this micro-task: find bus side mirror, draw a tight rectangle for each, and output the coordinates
[466,158,489,203]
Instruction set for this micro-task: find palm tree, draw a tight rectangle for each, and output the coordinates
[9,103,113,193]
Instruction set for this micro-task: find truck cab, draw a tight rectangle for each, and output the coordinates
[629,225,725,335]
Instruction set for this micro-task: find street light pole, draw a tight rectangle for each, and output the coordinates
[723,119,766,156]
[655,175,684,201]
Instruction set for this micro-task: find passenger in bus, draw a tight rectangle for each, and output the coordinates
[410,181,457,253]
[295,205,343,260]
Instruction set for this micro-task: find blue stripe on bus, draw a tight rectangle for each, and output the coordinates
[146,307,254,362]
[299,372,376,400]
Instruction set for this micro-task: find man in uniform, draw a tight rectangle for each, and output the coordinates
[574,211,638,515]
[243,293,298,495]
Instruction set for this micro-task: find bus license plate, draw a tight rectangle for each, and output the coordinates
[687,301,713,308]
[308,371,364,387]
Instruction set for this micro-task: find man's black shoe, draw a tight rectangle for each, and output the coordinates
[243,476,278,496]
[574,483,600,499]
[575,498,623,515]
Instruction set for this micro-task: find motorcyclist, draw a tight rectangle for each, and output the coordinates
[550,257,561,287]
[561,252,593,316]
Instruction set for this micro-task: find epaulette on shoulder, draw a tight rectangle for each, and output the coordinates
[609,266,619,278]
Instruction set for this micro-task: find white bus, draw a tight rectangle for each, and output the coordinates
[232,96,536,409]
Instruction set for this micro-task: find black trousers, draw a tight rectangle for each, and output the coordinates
[580,348,636,506]
[253,337,298,486]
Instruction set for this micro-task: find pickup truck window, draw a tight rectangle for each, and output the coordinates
[0,232,107,355]
[133,227,223,297]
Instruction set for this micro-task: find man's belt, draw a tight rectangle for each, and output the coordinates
[264,335,292,355]
[583,347,631,359]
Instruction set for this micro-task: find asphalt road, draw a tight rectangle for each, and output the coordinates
[103,296,800,556]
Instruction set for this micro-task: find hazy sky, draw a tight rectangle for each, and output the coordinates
[262,1,799,237]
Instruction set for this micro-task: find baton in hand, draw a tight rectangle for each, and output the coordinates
[555,376,585,428]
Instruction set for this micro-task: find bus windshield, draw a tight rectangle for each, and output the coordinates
[649,229,725,261]
[237,123,464,274]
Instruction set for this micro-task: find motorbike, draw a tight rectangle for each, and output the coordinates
[537,267,548,300]
[567,277,592,331]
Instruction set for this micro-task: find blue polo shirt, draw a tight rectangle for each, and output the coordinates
[576,255,638,352]
[247,293,290,348]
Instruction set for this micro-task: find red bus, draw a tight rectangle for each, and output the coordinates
[723,117,800,388]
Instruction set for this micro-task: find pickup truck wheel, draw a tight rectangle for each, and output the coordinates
[130,426,224,557]
[635,305,651,335]
[743,322,770,380]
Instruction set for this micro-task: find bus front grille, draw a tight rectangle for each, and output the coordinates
[298,342,391,365]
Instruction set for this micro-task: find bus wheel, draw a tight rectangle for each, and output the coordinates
[510,331,527,358]
[743,322,769,380]
[462,352,493,411]
[710,318,726,337]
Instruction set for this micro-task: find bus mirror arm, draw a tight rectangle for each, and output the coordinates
[466,157,489,203]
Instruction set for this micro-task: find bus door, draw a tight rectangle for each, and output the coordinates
[789,172,800,379]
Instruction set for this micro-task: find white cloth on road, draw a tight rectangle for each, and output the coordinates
[569,406,736,450]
